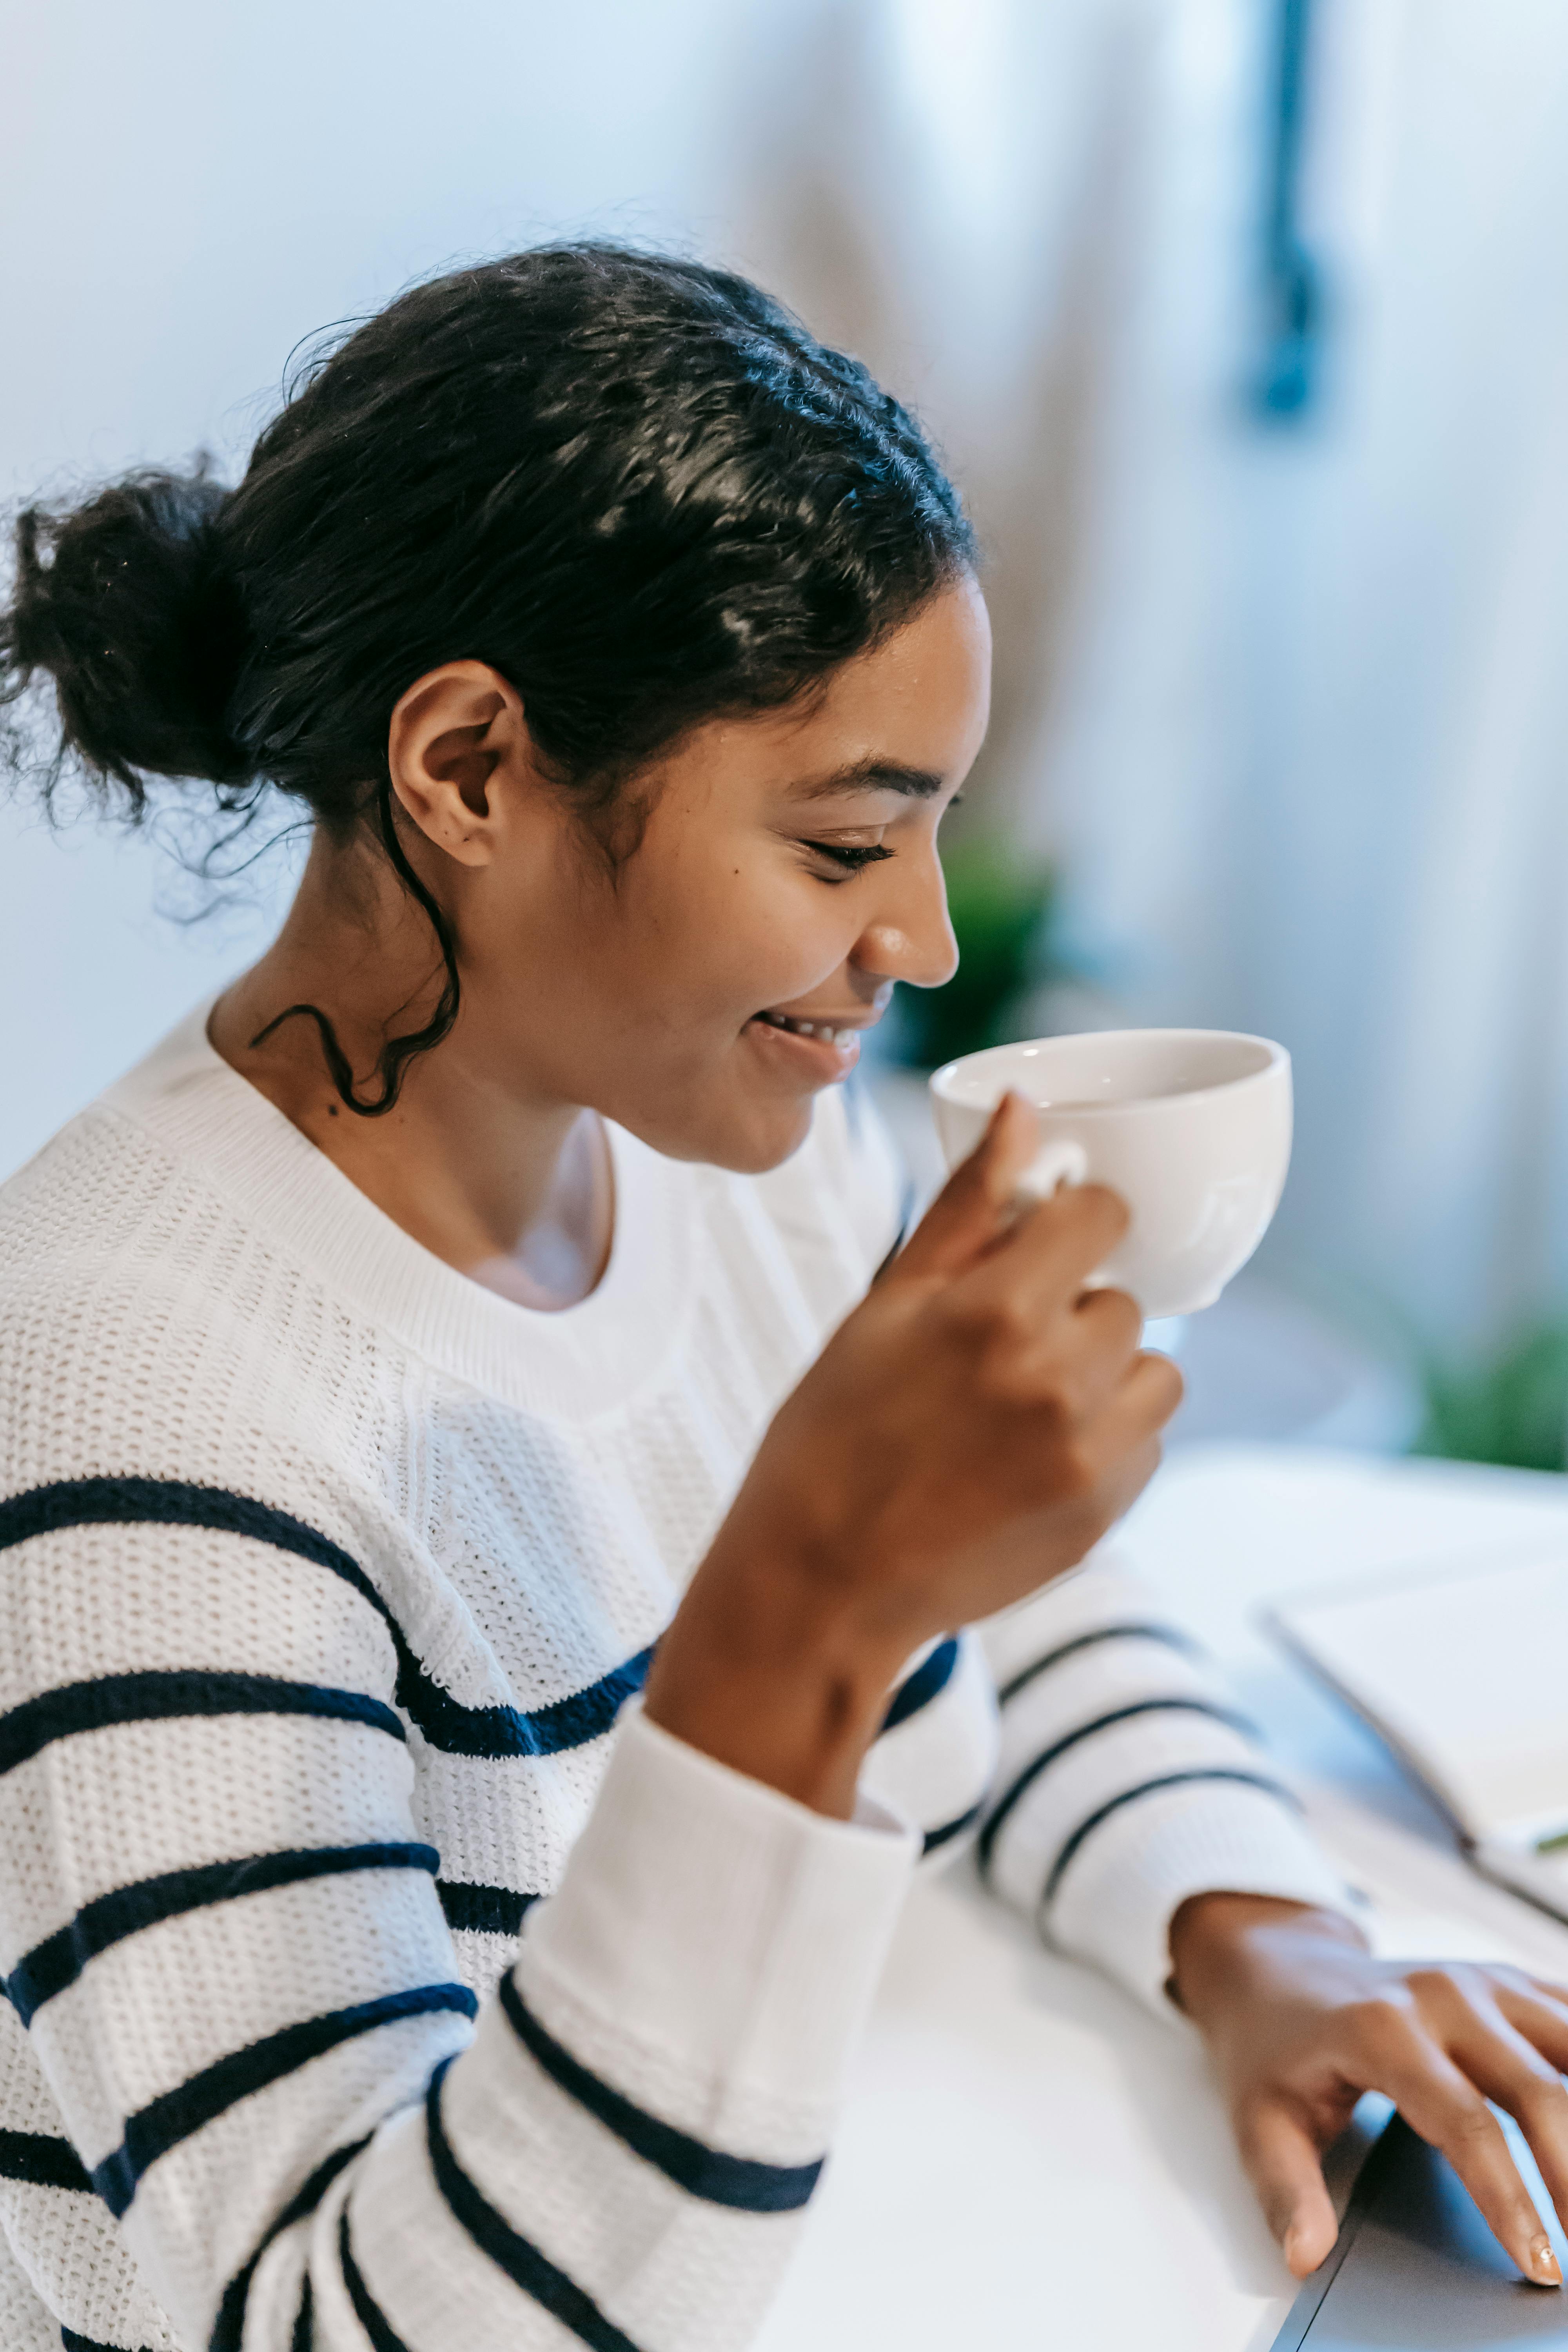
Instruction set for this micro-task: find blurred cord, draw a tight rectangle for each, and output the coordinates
[1253,0,1323,421]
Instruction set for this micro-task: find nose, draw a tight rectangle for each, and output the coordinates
[852,840,959,991]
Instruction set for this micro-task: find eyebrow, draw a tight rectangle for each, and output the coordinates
[785,757,947,803]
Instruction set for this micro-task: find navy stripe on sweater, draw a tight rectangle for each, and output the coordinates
[5,1843,439,2025]
[338,2208,410,2352]
[498,1974,822,2213]
[91,1983,476,2218]
[1042,1768,1300,1906]
[996,1621,1200,1708]
[436,1879,539,1938]
[211,2132,371,2352]
[0,1478,652,1760]
[921,1800,985,1857]
[289,2277,313,2352]
[0,1672,404,1781]
[977,1698,1259,1873]
[880,1636,959,1734]
[60,2330,160,2352]
[425,2059,641,2352]
[0,2127,90,2194]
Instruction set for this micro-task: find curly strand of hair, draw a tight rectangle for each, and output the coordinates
[247,780,462,1116]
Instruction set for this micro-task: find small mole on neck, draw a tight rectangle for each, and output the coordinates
[328,1103,339,1118]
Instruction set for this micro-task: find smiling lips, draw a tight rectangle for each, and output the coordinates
[754,1009,865,1046]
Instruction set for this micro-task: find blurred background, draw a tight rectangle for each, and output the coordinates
[5,0,1568,1466]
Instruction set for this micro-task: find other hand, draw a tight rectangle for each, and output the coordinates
[1170,1892,1568,2288]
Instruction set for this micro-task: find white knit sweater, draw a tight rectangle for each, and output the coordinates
[0,1006,1343,2352]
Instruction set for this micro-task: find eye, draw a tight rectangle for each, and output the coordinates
[804,840,895,877]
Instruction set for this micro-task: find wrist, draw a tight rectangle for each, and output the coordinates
[645,1532,913,1820]
[1168,1892,1370,2024]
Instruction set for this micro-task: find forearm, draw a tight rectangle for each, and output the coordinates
[298,1709,916,2350]
[975,1557,1349,2008]
[2,1515,915,2352]
[644,1528,913,1818]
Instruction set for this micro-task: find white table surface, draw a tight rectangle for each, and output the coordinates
[757,1443,1568,2352]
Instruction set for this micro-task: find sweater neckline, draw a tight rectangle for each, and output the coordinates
[101,1000,699,1421]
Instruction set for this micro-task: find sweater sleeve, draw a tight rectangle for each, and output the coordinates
[975,1548,1348,2012]
[0,1505,915,2352]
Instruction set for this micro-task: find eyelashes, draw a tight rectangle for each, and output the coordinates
[805,840,895,875]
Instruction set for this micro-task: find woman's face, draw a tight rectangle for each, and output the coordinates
[405,575,991,1172]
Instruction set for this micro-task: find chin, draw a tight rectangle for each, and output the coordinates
[639,1091,817,1176]
[713,1094,819,1174]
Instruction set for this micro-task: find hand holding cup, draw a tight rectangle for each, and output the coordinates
[646,1094,1183,1814]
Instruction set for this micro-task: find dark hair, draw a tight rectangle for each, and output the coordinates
[2,243,975,1110]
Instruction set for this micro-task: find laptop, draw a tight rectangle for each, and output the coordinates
[1271,2110,1568,2347]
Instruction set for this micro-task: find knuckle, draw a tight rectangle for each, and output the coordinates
[1075,1181,1132,1239]
[993,1290,1043,1346]
[1137,1352,1186,1421]
[1345,1990,1418,2048]
[941,1289,1006,1350]
[1408,1964,1472,2002]
[974,1320,1050,1397]
[1449,2100,1500,2154]
[1077,1285,1142,1348]
[1046,1440,1100,1506]
[1432,2086,1497,2146]
[1514,2071,1568,2112]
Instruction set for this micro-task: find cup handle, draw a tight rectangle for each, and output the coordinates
[1014,1136,1089,1205]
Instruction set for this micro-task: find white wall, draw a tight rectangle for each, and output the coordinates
[12,0,1568,1360]
[0,0,753,1173]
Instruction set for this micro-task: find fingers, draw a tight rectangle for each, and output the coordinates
[967,1180,1131,1323]
[895,1094,1049,1280]
[1084,1347,1185,1459]
[1236,2100,1339,2277]
[1370,2021,1563,2285]
[899,1093,1131,1307]
[1048,1283,1146,1413]
[1436,1982,1568,2269]
[1497,1980,1568,2077]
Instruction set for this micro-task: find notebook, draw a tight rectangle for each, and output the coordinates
[1266,1549,1568,1925]
[1271,2109,1568,2348]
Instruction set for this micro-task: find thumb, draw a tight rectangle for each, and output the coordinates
[893,1092,1041,1282]
[1238,2100,1339,2278]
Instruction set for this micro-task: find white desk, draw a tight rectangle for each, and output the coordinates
[757,1445,1568,2352]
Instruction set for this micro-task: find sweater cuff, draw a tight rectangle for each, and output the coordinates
[516,1702,918,2152]
[1045,1777,1351,2018]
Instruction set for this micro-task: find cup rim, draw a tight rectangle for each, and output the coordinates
[928,1027,1290,1116]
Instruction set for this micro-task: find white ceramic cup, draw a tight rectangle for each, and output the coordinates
[928,1028,1292,1319]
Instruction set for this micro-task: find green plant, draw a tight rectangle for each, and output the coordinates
[890,835,1060,1071]
[1413,1319,1568,1472]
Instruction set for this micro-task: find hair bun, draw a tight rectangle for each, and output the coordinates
[5,464,251,802]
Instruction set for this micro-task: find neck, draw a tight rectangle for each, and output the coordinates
[208,828,611,1308]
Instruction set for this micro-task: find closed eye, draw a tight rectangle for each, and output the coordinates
[806,840,895,874]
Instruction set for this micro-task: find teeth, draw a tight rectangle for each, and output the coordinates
[757,1012,859,1045]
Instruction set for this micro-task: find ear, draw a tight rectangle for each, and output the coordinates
[386,660,534,867]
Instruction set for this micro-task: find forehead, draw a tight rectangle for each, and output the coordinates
[648,576,991,819]
[773,576,993,793]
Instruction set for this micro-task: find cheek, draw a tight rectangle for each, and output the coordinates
[619,855,847,1024]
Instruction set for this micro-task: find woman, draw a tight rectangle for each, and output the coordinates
[3,245,1567,2352]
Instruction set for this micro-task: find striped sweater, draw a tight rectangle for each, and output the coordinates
[0,1006,1343,2352]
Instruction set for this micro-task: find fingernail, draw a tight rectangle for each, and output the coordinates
[1283,2225,1309,2274]
[1530,2235,1561,2287]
